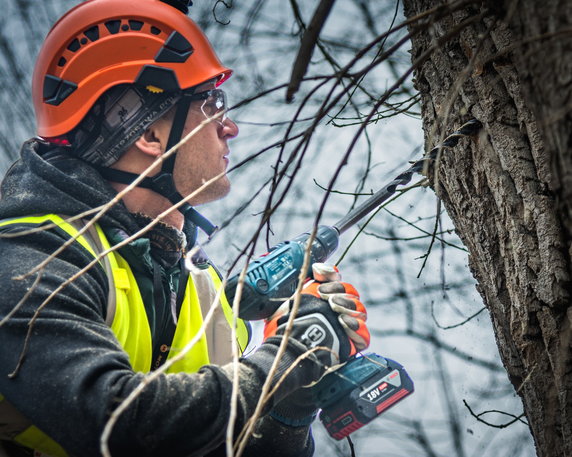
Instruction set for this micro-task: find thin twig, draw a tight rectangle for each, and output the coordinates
[226,263,249,457]
[0,271,42,329]
[416,198,442,278]
[463,400,528,428]
[431,302,486,330]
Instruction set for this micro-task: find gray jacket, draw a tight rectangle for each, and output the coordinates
[0,141,317,457]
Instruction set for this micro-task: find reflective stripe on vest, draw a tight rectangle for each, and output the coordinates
[0,214,249,456]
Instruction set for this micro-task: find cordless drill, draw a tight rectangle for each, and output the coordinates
[225,226,414,439]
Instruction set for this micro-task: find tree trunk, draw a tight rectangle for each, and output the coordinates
[402,1,572,456]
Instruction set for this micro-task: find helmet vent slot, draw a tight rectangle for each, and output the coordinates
[105,20,121,35]
[84,25,100,42]
[67,39,80,52]
[129,20,144,31]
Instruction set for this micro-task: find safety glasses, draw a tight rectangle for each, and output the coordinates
[185,89,228,123]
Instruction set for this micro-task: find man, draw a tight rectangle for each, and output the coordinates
[0,1,370,456]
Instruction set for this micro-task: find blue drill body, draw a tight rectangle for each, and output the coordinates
[225,225,339,320]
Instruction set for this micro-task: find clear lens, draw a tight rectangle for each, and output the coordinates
[187,89,227,123]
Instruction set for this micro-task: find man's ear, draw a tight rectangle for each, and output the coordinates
[133,124,166,158]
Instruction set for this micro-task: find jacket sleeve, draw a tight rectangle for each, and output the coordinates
[0,227,317,457]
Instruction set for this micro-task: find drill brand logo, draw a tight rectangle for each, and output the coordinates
[302,324,327,348]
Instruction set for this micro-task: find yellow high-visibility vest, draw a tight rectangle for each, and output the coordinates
[0,214,249,456]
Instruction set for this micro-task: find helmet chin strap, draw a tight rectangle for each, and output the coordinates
[96,92,218,238]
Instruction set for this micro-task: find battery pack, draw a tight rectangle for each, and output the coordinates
[315,353,414,440]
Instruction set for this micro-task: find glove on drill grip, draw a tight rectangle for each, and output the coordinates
[263,264,371,427]
[265,294,353,372]
[263,294,352,427]
[304,280,370,353]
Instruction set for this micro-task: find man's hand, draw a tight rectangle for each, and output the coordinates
[304,263,370,355]
[264,263,370,375]
[264,263,370,426]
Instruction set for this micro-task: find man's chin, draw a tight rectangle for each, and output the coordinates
[217,180,231,200]
[189,180,231,206]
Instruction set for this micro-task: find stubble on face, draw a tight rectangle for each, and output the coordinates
[172,108,231,206]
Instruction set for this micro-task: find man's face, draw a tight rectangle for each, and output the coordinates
[172,81,239,206]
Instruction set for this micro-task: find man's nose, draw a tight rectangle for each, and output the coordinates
[221,116,239,139]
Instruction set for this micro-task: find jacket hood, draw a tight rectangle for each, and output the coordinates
[0,139,141,234]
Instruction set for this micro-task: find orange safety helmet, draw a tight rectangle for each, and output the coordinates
[32,0,231,138]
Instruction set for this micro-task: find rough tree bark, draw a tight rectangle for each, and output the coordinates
[402,1,572,456]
